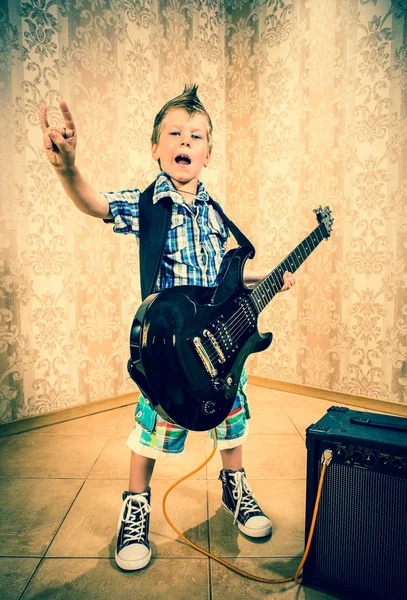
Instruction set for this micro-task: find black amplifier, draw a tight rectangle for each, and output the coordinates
[303,406,407,600]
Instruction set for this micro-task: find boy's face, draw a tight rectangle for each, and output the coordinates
[151,109,211,190]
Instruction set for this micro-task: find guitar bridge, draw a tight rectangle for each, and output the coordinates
[193,337,218,377]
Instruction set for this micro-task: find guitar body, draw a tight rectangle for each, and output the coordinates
[128,246,272,431]
[128,204,334,431]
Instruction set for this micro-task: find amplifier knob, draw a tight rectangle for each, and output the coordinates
[391,459,404,471]
[365,453,376,465]
[378,456,390,467]
[351,451,363,463]
[336,446,347,457]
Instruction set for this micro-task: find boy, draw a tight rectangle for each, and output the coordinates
[40,85,295,572]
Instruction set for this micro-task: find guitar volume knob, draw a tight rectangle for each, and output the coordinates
[212,378,223,392]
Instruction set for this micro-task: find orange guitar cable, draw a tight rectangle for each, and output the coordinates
[162,437,333,585]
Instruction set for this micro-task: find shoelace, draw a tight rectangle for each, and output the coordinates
[230,471,261,524]
[123,495,151,543]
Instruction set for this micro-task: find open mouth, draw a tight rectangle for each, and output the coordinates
[175,154,191,165]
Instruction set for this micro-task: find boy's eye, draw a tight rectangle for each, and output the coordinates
[192,134,202,140]
[170,131,180,136]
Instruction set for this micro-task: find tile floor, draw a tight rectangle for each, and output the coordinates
[0,385,364,600]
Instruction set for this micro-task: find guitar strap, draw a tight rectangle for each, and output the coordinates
[138,180,255,301]
[138,181,172,301]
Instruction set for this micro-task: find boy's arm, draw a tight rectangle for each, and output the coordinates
[40,99,111,219]
[54,165,111,219]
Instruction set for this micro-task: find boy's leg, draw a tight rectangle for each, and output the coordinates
[116,451,155,572]
[218,445,272,539]
[129,450,156,493]
[215,377,272,539]
[116,402,189,572]
[220,444,242,471]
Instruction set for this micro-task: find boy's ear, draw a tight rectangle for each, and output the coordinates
[151,143,159,161]
[203,148,212,168]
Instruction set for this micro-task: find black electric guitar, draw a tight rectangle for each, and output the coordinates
[128,206,334,431]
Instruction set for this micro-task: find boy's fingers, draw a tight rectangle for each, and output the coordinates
[48,129,71,153]
[280,271,295,291]
[44,127,74,151]
[40,101,76,134]
[39,105,49,132]
[50,126,75,139]
[59,98,76,132]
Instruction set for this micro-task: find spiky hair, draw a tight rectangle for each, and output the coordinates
[151,84,213,150]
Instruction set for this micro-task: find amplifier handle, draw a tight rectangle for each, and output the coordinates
[350,417,407,433]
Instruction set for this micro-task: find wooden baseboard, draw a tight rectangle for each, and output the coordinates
[248,375,407,417]
[1,378,406,437]
[0,393,138,437]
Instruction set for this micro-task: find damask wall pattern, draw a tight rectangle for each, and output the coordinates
[0,0,227,423]
[224,0,407,404]
[0,0,406,424]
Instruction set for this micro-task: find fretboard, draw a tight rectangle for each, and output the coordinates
[250,223,327,313]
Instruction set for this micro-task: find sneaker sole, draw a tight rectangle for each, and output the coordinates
[222,503,272,538]
[115,548,152,571]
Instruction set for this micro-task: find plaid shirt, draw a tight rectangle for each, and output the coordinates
[102,172,229,291]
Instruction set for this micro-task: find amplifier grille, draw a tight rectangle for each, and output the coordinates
[314,461,407,600]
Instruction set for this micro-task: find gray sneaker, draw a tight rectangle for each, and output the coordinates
[115,488,152,570]
[219,468,272,538]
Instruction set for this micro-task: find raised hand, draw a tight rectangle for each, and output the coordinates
[40,99,77,171]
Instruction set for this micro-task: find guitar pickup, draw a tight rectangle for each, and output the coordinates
[192,336,218,377]
[203,329,226,363]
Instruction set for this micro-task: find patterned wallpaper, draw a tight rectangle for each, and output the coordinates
[0,0,406,424]
[225,0,407,404]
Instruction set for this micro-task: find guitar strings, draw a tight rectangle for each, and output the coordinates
[204,229,322,361]
[203,269,284,362]
[202,227,323,364]
[203,308,256,363]
[203,263,296,363]
[202,263,291,363]
[202,272,285,363]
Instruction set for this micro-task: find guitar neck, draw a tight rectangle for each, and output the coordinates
[251,222,327,313]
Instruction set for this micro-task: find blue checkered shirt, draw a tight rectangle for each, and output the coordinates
[102,172,229,291]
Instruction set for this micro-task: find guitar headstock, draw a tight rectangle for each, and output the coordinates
[313,206,334,238]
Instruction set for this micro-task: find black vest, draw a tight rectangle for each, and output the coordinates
[138,181,254,301]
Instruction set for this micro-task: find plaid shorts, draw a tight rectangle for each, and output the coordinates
[126,369,250,458]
